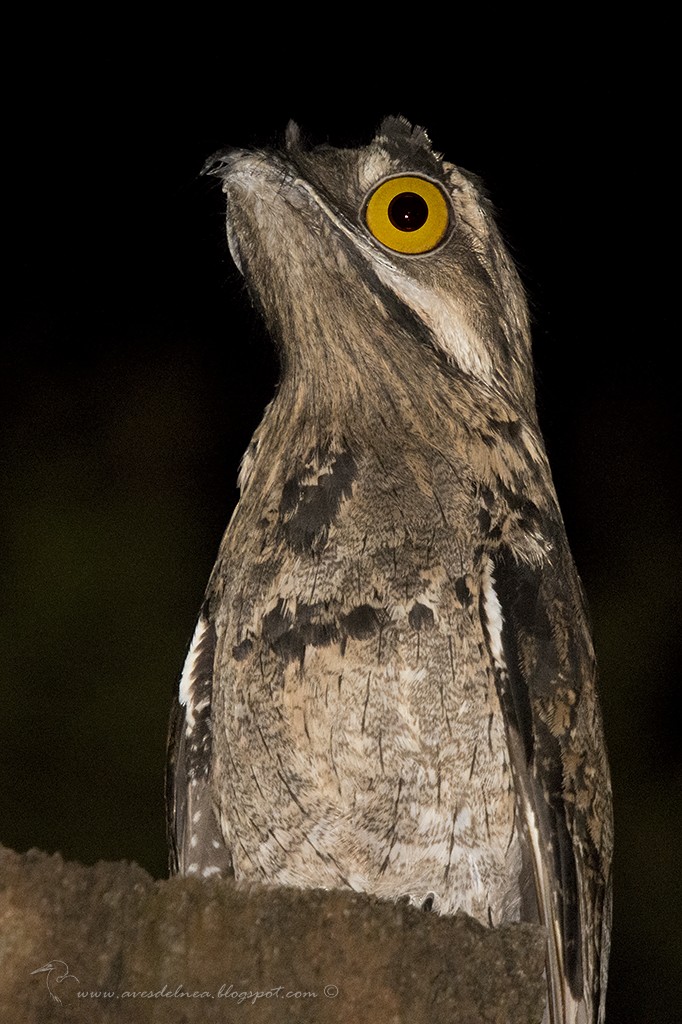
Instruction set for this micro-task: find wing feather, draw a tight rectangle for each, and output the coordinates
[481,548,611,1024]
[166,608,233,878]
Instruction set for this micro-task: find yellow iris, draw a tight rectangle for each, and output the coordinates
[364,175,450,254]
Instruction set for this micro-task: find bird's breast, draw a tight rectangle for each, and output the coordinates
[210,455,525,923]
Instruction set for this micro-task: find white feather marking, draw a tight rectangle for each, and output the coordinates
[467,854,483,895]
[416,806,444,834]
[372,264,495,383]
[527,808,567,1022]
[202,865,222,878]
[237,440,259,493]
[178,615,209,730]
[454,806,472,834]
[399,666,428,687]
[357,150,397,193]
[481,559,506,671]
[345,872,372,892]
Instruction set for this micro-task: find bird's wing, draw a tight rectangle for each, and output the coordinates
[166,606,233,877]
[481,545,612,1024]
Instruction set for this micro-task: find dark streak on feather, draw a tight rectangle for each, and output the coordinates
[489,417,522,441]
[454,577,473,608]
[408,601,435,630]
[280,448,357,553]
[487,547,584,999]
[497,479,543,531]
[341,603,381,640]
[259,598,388,666]
[232,637,254,661]
[478,507,492,533]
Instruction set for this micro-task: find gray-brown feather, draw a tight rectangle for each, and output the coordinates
[167,117,612,1024]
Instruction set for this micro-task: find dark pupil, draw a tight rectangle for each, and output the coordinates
[388,192,429,232]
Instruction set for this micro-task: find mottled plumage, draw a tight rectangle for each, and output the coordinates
[166,118,613,1023]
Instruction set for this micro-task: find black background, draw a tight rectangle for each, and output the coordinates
[2,31,678,1022]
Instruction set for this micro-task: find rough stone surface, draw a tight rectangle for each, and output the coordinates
[0,844,546,1023]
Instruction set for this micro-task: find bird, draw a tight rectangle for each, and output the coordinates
[30,960,79,1004]
[166,116,613,1024]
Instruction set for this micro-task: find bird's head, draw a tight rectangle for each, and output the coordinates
[204,117,536,426]
[30,963,54,974]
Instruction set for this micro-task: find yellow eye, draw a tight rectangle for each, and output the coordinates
[364,175,450,254]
